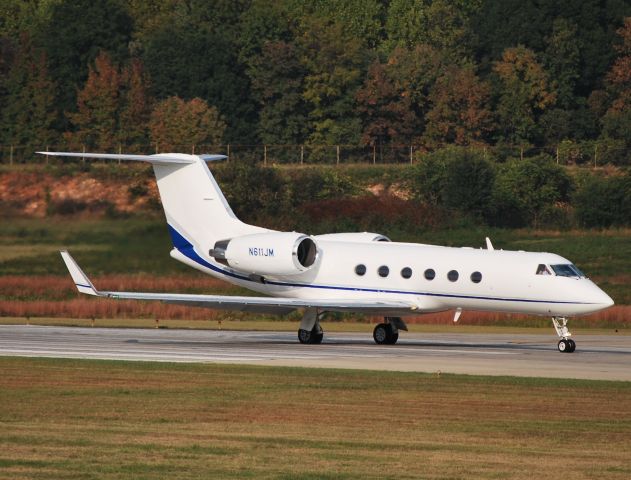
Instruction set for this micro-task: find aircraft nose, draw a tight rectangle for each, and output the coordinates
[593,286,614,308]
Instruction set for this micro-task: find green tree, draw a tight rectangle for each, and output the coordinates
[384,0,480,58]
[386,44,449,139]
[309,0,385,49]
[298,17,365,144]
[600,17,631,163]
[36,0,133,120]
[472,0,631,96]
[422,64,493,148]
[493,46,556,145]
[0,34,57,152]
[149,96,226,152]
[249,41,308,145]
[142,20,256,143]
[543,18,580,109]
[238,0,295,69]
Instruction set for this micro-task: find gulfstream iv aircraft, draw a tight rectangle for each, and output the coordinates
[39,151,614,353]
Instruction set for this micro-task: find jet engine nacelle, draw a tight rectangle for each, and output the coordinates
[210,232,319,276]
[315,232,390,242]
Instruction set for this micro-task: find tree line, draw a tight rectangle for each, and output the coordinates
[0,0,630,163]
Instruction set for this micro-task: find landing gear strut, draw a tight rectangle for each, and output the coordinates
[297,308,324,344]
[552,317,576,353]
[373,317,407,345]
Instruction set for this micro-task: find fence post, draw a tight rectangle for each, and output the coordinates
[9,145,13,165]
[192,144,195,155]
[336,145,340,165]
[594,144,598,169]
[118,144,122,164]
[372,144,376,164]
[82,144,86,164]
[300,145,304,165]
[46,145,49,165]
[556,147,559,164]
[227,144,230,160]
[520,146,524,161]
[264,145,267,165]
[155,142,159,154]
[409,145,413,164]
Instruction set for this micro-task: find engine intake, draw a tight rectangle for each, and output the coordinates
[210,232,318,276]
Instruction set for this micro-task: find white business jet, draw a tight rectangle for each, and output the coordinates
[39,151,614,353]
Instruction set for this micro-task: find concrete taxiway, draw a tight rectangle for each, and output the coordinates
[1,325,630,381]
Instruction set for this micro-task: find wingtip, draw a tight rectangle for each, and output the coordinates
[59,250,99,296]
[198,154,228,162]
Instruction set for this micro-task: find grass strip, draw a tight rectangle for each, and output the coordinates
[1,357,630,479]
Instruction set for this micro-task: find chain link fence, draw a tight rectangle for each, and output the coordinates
[0,141,628,166]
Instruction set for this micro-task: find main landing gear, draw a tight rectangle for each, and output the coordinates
[297,308,324,344]
[297,311,409,346]
[373,317,408,345]
[552,317,576,353]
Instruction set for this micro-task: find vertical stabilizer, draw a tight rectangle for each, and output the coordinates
[149,154,267,250]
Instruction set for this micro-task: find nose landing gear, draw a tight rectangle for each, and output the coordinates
[552,317,576,353]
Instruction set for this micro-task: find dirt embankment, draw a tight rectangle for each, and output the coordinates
[0,171,159,217]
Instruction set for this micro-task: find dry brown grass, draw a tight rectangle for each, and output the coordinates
[0,274,233,298]
[1,274,629,328]
[0,358,630,479]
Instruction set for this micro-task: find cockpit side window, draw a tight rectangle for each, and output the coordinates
[536,264,551,275]
[551,264,585,278]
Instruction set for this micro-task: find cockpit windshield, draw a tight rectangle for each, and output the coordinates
[550,264,585,278]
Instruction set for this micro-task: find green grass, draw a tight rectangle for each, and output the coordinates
[1,357,630,479]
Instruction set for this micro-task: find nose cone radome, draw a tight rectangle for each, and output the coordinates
[593,286,614,311]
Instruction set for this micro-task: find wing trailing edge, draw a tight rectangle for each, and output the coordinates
[60,251,418,315]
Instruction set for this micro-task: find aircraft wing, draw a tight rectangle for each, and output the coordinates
[61,251,418,315]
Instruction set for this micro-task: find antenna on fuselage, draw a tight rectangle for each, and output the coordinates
[485,237,494,251]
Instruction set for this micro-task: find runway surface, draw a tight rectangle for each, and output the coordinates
[1,325,630,381]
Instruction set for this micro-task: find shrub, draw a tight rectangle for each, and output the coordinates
[287,168,359,206]
[214,162,288,223]
[411,146,495,221]
[574,173,631,227]
[490,155,574,228]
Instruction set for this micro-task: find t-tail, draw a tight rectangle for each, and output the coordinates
[36,152,267,254]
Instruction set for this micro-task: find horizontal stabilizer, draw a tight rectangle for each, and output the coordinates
[37,151,202,165]
[60,251,417,315]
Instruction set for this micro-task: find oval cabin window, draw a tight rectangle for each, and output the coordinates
[401,267,412,279]
[424,269,436,280]
[355,264,366,276]
[378,266,389,277]
[447,270,459,282]
[470,271,482,283]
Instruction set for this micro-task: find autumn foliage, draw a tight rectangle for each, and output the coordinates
[149,97,226,151]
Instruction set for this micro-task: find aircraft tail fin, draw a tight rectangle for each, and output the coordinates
[38,152,266,253]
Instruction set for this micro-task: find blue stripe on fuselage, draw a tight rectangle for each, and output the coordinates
[167,224,594,306]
